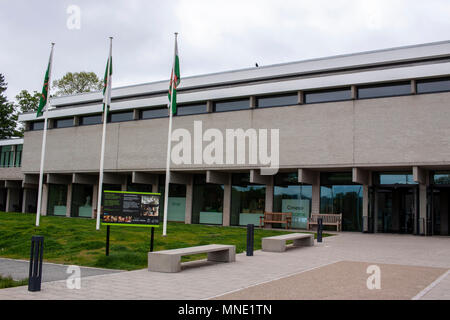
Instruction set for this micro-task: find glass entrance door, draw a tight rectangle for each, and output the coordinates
[376,187,416,234]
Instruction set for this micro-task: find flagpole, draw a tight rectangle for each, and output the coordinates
[96,37,113,231]
[162,32,178,236]
[36,42,55,227]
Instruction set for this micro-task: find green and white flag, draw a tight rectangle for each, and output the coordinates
[168,35,180,114]
[103,52,113,111]
[36,44,55,117]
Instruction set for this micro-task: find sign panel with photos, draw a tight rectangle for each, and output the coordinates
[101,191,160,227]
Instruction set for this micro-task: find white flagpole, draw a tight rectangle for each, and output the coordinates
[162,33,178,236]
[36,42,55,227]
[96,37,113,231]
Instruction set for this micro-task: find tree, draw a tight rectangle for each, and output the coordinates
[15,89,41,114]
[0,74,20,139]
[52,71,103,96]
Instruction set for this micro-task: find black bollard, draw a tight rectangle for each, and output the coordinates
[246,224,254,256]
[317,218,323,243]
[28,236,44,292]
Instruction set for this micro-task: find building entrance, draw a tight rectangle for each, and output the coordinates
[376,186,418,234]
[428,187,450,236]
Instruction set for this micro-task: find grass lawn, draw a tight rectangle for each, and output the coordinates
[0,275,28,289]
[0,212,330,271]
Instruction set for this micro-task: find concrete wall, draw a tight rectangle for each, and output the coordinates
[22,92,450,174]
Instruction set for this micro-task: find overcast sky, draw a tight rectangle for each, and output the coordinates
[1,0,450,101]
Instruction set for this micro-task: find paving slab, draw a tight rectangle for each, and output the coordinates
[0,258,123,282]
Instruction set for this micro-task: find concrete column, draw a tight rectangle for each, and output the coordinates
[411,80,417,94]
[41,183,48,216]
[249,96,256,109]
[362,185,369,232]
[206,101,214,113]
[265,176,274,213]
[21,188,28,213]
[297,91,304,104]
[222,174,232,226]
[66,183,73,217]
[184,175,194,224]
[311,173,320,214]
[351,85,357,100]
[92,183,98,219]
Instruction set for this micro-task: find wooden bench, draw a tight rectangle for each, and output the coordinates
[262,233,314,252]
[307,213,342,231]
[148,244,236,273]
[259,212,292,229]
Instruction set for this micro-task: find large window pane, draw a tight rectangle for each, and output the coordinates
[71,184,93,218]
[304,88,351,104]
[177,104,207,116]
[158,176,186,222]
[54,118,73,128]
[376,172,417,185]
[433,171,450,185]
[80,114,102,125]
[192,175,224,225]
[109,111,134,123]
[231,173,265,226]
[47,184,68,216]
[417,78,450,94]
[141,108,168,119]
[257,94,298,108]
[214,99,250,112]
[30,121,45,131]
[14,145,22,167]
[357,82,411,99]
[0,146,13,168]
[273,173,312,229]
[320,185,362,231]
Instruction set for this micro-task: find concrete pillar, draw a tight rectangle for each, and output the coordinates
[351,85,357,100]
[21,188,28,213]
[66,183,73,217]
[265,176,274,213]
[92,183,98,219]
[185,175,194,224]
[297,91,304,105]
[222,174,232,226]
[41,184,48,216]
[206,101,213,113]
[311,173,320,214]
[249,96,256,109]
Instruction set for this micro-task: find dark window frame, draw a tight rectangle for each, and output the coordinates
[214,98,250,113]
[80,114,103,126]
[357,81,412,100]
[256,93,298,109]
[108,111,135,123]
[29,121,45,131]
[176,103,207,116]
[304,87,352,104]
[140,107,169,120]
[53,117,74,129]
[416,77,450,95]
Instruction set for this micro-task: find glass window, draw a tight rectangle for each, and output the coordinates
[304,88,351,104]
[320,172,353,185]
[320,185,363,232]
[0,146,14,168]
[375,172,417,185]
[257,94,298,108]
[416,78,450,94]
[108,111,134,123]
[158,176,186,222]
[71,184,93,218]
[141,108,168,119]
[47,184,68,216]
[273,173,312,229]
[54,118,73,128]
[214,99,250,112]
[192,175,224,225]
[80,114,102,125]
[14,145,22,167]
[30,121,45,131]
[433,171,450,185]
[231,173,265,226]
[177,104,207,116]
[357,82,411,99]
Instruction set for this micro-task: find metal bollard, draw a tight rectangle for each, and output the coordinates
[317,218,323,243]
[28,236,44,292]
[246,224,254,256]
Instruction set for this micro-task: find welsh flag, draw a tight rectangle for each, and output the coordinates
[102,55,112,111]
[36,45,54,117]
[168,36,180,115]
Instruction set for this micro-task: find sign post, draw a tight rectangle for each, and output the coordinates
[101,191,161,255]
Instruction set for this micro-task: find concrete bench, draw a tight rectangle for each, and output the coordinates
[148,244,236,273]
[262,233,314,252]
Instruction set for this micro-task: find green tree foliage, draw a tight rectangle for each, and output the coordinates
[0,74,20,139]
[15,89,41,114]
[52,71,103,96]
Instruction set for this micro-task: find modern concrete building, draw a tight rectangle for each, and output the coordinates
[4,40,450,236]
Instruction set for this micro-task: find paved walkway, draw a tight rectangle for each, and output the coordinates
[0,233,448,300]
[0,258,123,282]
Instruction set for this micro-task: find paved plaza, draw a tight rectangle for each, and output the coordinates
[0,233,448,300]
